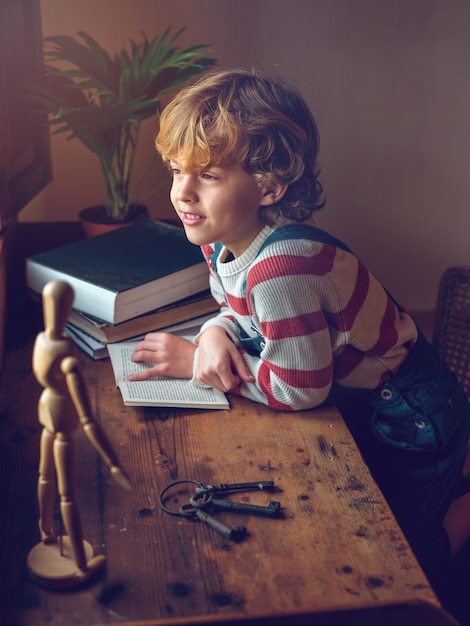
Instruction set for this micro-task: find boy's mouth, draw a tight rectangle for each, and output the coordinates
[181,212,205,224]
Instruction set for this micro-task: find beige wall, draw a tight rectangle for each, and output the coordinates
[22,0,470,310]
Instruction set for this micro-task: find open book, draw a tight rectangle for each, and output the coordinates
[107,341,230,410]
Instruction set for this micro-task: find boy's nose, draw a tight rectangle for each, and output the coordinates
[175,175,197,202]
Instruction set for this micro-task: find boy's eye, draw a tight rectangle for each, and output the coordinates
[201,172,217,180]
[171,166,181,176]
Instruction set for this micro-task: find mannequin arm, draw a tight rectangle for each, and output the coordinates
[61,356,131,490]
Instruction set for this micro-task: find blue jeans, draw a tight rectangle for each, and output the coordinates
[333,330,470,584]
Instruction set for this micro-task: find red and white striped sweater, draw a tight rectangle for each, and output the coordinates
[196,224,418,411]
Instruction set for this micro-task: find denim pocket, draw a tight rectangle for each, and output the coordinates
[370,385,437,451]
[370,364,466,452]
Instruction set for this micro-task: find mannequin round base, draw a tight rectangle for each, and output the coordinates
[27,536,106,589]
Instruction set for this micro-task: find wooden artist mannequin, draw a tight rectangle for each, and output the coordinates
[27,280,131,589]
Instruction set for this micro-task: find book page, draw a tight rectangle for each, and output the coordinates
[107,342,229,409]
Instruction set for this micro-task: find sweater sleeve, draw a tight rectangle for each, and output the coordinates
[238,257,334,410]
[196,240,335,411]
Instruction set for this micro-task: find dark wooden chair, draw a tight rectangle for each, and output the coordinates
[433,265,470,401]
[432,266,470,625]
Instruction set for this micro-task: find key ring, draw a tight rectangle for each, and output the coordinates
[178,503,200,518]
[188,492,213,509]
[159,479,202,516]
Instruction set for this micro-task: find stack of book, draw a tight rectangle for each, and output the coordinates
[26,219,219,359]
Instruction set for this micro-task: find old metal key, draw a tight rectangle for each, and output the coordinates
[190,492,281,517]
[179,504,247,541]
[195,480,274,494]
[159,478,280,543]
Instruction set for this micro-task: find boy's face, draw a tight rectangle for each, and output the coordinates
[169,162,266,257]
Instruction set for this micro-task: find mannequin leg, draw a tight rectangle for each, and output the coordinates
[53,433,88,571]
[37,428,57,543]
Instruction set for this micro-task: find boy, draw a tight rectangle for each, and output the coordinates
[130,68,470,590]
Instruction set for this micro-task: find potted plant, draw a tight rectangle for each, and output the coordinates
[29,28,216,234]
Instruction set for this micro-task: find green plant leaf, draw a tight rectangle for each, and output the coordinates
[27,27,217,220]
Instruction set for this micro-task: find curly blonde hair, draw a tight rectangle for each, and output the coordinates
[156,68,324,225]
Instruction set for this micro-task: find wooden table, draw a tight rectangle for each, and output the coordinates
[0,224,459,626]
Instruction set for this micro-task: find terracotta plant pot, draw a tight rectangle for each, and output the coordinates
[79,204,148,238]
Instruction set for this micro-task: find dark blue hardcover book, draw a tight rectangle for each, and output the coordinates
[26,219,209,324]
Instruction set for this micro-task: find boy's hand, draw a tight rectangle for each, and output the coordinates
[196,326,255,392]
[129,333,196,381]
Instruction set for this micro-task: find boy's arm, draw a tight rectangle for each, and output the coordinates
[194,300,333,412]
[196,242,334,410]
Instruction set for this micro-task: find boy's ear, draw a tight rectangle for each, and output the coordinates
[259,182,288,206]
